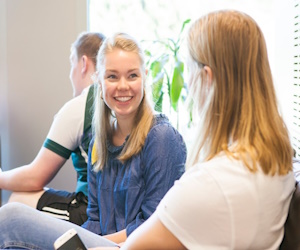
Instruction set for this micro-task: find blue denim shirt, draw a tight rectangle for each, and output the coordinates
[81,114,186,236]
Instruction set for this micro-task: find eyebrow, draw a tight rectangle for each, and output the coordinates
[128,68,140,72]
[105,69,118,73]
[105,68,140,74]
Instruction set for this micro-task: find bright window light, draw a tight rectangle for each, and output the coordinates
[88,0,275,144]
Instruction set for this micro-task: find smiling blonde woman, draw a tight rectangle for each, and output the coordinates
[0,33,187,250]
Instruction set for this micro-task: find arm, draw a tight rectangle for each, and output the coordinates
[88,214,185,250]
[0,93,87,192]
[122,213,186,250]
[103,229,127,244]
[0,147,66,191]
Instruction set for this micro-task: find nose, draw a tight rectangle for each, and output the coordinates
[117,77,129,91]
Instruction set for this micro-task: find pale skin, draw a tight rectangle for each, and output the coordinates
[2,48,96,207]
[88,66,213,249]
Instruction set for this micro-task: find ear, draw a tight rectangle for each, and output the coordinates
[203,65,213,86]
[145,69,148,76]
[81,55,88,74]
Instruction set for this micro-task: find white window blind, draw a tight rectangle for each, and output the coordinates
[292,0,300,157]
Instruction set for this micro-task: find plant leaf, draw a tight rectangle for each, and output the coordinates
[180,18,191,33]
[150,60,162,78]
[154,92,164,112]
[170,60,184,111]
[152,72,164,103]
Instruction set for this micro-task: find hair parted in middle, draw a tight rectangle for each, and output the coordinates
[92,32,154,172]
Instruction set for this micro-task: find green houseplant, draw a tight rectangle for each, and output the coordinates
[144,19,191,129]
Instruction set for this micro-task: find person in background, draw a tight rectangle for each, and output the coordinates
[0,32,105,226]
[0,32,186,249]
[92,9,296,250]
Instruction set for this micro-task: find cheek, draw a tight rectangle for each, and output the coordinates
[101,89,110,108]
[71,64,80,80]
[139,85,144,96]
[135,80,144,95]
[101,83,111,102]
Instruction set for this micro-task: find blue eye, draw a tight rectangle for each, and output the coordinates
[129,73,138,78]
[107,75,117,79]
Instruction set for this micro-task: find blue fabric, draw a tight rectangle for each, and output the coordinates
[81,114,186,236]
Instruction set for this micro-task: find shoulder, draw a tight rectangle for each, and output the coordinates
[51,88,90,126]
[184,153,246,182]
[142,114,187,159]
[62,86,90,111]
[152,113,171,127]
[177,154,247,194]
[183,153,294,201]
[143,114,186,152]
[53,86,92,122]
[148,114,181,139]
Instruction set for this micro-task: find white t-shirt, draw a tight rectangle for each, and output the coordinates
[43,85,94,194]
[46,86,90,152]
[157,152,295,250]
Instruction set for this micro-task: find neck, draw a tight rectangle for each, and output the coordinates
[112,117,134,146]
[116,119,132,137]
[74,82,92,97]
[74,70,95,97]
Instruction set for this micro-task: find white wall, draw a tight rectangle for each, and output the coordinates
[0,0,87,204]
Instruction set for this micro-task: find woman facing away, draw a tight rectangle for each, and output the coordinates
[0,33,186,249]
[93,9,296,250]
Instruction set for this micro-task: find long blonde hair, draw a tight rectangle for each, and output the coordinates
[187,10,293,175]
[93,33,154,171]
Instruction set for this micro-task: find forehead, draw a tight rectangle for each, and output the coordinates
[104,48,141,69]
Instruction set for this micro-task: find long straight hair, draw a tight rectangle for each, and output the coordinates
[187,10,293,175]
[93,33,154,172]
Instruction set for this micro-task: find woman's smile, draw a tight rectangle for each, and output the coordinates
[101,48,144,119]
[114,96,133,102]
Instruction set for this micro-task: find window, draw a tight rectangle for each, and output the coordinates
[88,0,274,43]
[88,0,275,142]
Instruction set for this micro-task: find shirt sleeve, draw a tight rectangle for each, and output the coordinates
[126,122,187,235]
[156,167,232,249]
[81,138,102,235]
[43,91,86,158]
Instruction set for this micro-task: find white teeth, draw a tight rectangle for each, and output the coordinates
[115,96,132,102]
